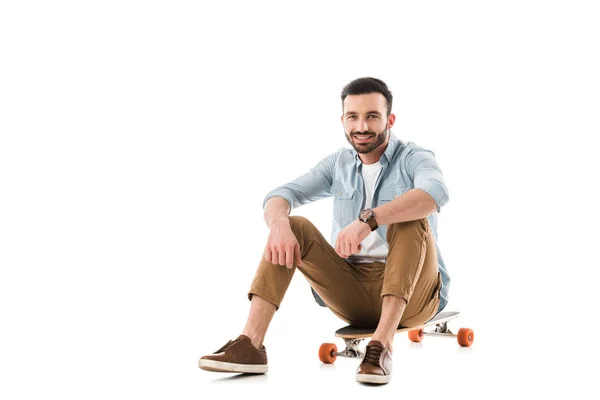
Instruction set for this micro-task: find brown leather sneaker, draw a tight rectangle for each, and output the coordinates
[198,334,268,374]
[355,340,392,384]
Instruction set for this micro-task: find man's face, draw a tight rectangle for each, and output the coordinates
[342,93,394,154]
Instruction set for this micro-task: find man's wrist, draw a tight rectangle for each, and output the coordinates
[268,216,290,229]
[358,208,378,231]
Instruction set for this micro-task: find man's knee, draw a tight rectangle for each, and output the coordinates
[288,215,319,243]
[386,218,428,242]
[387,217,428,232]
[288,215,314,232]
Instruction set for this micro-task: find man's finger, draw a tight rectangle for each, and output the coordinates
[278,249,286,266]
[265,248,272,263]
[285,247,293,269]
[342,242,350,258]
[270,248,278,265]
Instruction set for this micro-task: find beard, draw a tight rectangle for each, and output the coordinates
[345,124,389,154]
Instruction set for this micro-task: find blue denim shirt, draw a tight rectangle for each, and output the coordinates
[263,133,450,312]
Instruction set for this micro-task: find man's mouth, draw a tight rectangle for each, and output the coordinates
[354,134,374,143]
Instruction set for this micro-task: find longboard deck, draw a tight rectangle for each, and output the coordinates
[335,311,460,339]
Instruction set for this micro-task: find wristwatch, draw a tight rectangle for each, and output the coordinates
[358,208,378,231]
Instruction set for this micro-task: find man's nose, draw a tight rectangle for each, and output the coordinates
[357,118,369,132]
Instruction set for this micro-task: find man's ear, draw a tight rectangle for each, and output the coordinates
[387,113,396,129]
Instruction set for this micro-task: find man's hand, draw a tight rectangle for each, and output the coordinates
[335,219,371,258]
[264,218,303,269]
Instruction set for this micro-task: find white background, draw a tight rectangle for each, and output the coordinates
[1,1,599,398]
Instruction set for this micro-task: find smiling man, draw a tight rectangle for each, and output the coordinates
[198,77,450,385]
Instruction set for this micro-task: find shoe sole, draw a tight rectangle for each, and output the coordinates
[356,373,391,384]
[198,359,268,374]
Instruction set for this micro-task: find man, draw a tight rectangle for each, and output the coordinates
[198,77,450,385]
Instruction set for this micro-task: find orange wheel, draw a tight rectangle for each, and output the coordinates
[408,328,424,343]
[457,328,474,347]
[319,343,338,364]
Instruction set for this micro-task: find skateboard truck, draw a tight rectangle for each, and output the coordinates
[334,338,364,359]
[408,320,474,343]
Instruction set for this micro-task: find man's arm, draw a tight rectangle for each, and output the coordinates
[261,152,336,227]
[372,188,438,225]
[373,148,449,225]
[263,196,303,268]
[263,196,291,228]
[261,152,336,268]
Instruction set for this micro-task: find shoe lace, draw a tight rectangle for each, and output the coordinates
[362,342,384,366]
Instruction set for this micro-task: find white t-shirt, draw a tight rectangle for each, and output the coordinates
[348,161,388,264]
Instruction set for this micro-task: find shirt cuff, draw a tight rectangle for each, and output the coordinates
[415,181,449,212]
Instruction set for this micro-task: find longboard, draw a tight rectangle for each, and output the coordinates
[319,311,474,364]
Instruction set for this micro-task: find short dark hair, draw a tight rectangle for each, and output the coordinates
[341,77,393,115]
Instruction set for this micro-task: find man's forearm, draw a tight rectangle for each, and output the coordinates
[263,197,291,228]
[372,188,438,225]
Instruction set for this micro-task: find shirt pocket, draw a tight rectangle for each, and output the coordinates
[332,182,356,224]
[378,184,412,204]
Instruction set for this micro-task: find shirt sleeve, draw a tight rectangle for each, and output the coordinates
[405,148,449,212]
[262,152,337,213]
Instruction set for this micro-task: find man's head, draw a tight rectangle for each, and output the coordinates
[341,77,396,156]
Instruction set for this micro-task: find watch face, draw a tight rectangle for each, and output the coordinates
[359,209,373,220]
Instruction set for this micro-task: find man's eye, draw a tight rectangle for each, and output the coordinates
[347,115,356,120]
[368,115,379,119]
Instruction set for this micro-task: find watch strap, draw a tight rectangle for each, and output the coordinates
[367,216,378,231]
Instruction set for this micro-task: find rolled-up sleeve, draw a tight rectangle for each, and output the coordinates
[406,149,449,212]
[262,152,336,213]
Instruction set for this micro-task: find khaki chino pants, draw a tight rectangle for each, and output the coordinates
[248,216,442,328]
